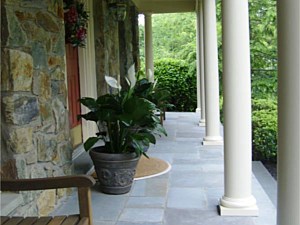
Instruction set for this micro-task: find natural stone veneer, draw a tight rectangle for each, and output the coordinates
[1,0,72,217]
[37,190,56,217]
[9,49,33,91]
[7,127,34,154]
[2,94,40,125]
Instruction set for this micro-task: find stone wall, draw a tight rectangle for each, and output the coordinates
[1,0,72,216]
[94,0,140,95]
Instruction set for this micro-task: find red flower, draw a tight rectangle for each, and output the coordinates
[65,5,78,23]
[76,27,87,41]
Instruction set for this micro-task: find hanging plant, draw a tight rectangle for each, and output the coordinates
[64,0,89,47]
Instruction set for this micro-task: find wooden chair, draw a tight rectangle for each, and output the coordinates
[0,175,96,225]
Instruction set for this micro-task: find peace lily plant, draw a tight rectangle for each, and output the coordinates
[77,65,167,157]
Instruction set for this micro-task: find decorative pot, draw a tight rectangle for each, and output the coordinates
[89,146,140,194]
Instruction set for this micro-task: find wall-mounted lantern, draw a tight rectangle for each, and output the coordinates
[108,0,127,21]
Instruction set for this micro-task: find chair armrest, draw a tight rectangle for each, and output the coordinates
[0,175,96,191]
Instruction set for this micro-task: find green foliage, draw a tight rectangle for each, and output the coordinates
[249,0,277,73]
[139,13,197,67]
[252,73,277,99]
[152,13,196,63]
[133,78,174,112]
[154,58,196,112]
[252,99,277,162]
[252,98,277,111]
[249,0,278,163]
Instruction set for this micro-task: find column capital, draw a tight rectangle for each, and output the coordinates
[144,12,153,17]
[195,0,203,13]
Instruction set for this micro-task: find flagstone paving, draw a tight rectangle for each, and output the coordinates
[52,112,277,225]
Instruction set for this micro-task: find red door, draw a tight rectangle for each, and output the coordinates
[65,44,81,128]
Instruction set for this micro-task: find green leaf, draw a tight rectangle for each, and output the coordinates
[79,97,97,110]
[77,111,98,122]
[84,137,100,151]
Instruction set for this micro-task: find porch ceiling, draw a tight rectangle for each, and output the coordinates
[132,0,196,14]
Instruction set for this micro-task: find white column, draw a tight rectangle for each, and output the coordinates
[219,0,258,216]
[195,0,206,124]
[202,0,222,145]
[277,1,300,224]
[144,13,154,82]
[196,26,201,115]
[195,2,201,114]
[198,0,206,126]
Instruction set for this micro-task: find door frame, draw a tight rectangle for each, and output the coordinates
[78,0,98,143]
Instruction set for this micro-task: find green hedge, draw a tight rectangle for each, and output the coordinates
[252,98,277,111]
[252,99,277,162]
[154,58,197,112]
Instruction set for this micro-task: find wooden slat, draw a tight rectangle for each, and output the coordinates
[1,217,23,225]
[18,217,37,225]
[1,175,96,191]
[61,216,79,225]
[76,218,89,225]
[1,217,10,225]
[47,216,67,225]
[34,217,52,225]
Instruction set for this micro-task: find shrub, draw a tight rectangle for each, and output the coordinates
[154,58,197,112]
[251,74,277,99]
[252,98,277,111]
[252,99,277,162]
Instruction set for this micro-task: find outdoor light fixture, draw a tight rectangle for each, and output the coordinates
[108,0,127,21]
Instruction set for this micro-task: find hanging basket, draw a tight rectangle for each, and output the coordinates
[64,0,89,47]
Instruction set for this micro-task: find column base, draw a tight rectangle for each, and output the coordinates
[196,108,201,113]
[202,136,223,145]
[219,205,259,216]
[219,195,259,216]
[199,119,206,127]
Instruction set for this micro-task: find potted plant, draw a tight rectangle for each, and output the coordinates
[78,74,167,194]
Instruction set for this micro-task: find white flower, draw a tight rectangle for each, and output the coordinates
[127,64,136,88]
[105,76,121,90]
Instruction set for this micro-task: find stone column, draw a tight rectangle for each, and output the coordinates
[277,1,300,224]
[144,13,154,82]
[219,0,258,216]
[202,0,222,145]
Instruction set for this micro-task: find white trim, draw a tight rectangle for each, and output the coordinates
[86,165,95,176]
[72,144,85,161]
[78,0,98,142]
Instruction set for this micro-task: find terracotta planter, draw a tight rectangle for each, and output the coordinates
[89,146,140,194]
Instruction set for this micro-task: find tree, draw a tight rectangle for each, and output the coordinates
[139,12,197,67]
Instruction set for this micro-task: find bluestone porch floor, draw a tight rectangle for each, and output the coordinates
[52,112,277,225]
